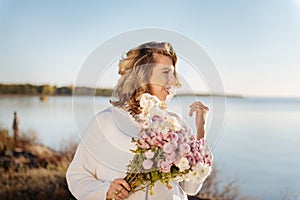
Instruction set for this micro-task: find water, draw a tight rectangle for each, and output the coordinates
[213,97,300,199]
[0,95,299,199]
[0,96,111,150]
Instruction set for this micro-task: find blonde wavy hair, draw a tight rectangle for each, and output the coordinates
[110,41,181,115]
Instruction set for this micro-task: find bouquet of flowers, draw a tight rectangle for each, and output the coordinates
[124,93,213,195]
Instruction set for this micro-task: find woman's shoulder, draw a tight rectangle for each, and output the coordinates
[94,106,123,122]
[94,106,139,136]
[95,106,129,121]
[95,106,114,117]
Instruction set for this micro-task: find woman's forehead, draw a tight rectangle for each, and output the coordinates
[153,54,174,66]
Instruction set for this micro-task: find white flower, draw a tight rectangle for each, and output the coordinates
[186,163,212,184]
[165,116,181,131]
[140,93,160,110]
[144,150,155,159]
[175,157,190,172]
[184,170,193,182]
[172,175,184,182]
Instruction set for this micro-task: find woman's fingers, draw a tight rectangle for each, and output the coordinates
[118,189,128,199]
[190,101,209,110]
[114,187,129,199]
[189,102,209,111]
[189,101,209,116]
[107,178,131,199]
[116,179,131,192]
[189,101,209,125]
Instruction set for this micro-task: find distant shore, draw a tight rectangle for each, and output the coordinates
[0,83,243,98]
[0,83,112,96]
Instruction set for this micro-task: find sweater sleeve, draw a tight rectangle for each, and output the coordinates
[179,181,203,196]
[66,143,111,200]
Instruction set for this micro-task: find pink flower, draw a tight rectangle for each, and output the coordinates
[152,136,164,148]
[206,158,212,166]
[149,131,156,138]
[158,160,172,173]
[152,115,163,122]
[156,135,164,144]
[166,152,178,163]
[163,142,176,154]
[179,143,191,155]
[138,140,150,149]
[189,134,195,140]
[177,134,182,143]
[141,132,150,141]
[190,140,198,151]
[168,132,178,142]
[143,159,153,170]
[186,155,196,166]
[193,151,202,161]
[142,121,150,129]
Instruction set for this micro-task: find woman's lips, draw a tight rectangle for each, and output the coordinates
[163,87,172,95]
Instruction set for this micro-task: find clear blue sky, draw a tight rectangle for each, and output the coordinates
[1,0,300,97]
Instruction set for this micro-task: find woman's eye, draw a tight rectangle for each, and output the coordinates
[163,70,169,74]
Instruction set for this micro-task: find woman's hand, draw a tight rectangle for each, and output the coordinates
[189,101,209,140]
[106,178,131,200]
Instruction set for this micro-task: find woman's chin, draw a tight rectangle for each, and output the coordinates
[149,91,170,101]
[155,95,166,101]
[160,94,172,101]
[158,97,166,101]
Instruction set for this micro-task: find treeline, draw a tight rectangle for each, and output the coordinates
[0,84,113,96]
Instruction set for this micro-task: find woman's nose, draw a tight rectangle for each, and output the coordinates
[168,72,177,86]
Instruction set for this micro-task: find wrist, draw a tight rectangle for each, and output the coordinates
[196,128,205,140]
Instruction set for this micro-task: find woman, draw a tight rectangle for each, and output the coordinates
[66,41,210,200]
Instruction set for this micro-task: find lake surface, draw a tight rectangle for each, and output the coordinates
[0,95,299,199]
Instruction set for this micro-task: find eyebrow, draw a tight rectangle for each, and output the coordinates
[160,66,175,72]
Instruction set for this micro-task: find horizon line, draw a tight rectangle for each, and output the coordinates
[0,82,300,99]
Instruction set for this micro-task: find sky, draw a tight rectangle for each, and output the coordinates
[0,0,300,97]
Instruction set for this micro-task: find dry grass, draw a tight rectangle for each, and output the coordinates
[0,127,76,199]
[0,168,75,200]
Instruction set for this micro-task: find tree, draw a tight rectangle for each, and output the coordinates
[41,85,54,95]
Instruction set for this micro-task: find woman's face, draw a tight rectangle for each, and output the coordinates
[148,55,177,101]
